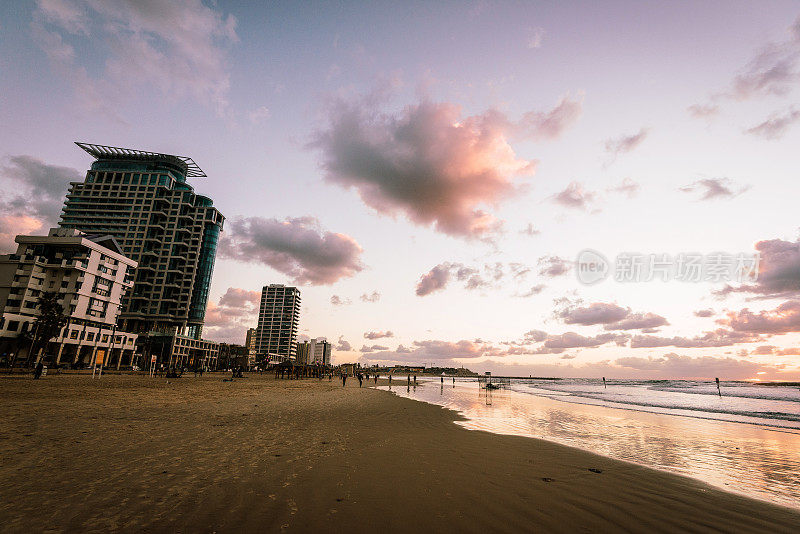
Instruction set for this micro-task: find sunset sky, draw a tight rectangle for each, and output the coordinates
[2,1,800,379]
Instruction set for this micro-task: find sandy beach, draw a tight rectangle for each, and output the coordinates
[1,373,799,533]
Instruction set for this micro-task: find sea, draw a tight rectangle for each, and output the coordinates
[382,378,800,509]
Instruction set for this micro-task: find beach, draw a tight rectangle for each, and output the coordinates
[1,374,799,533]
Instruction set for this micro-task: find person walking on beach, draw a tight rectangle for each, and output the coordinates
[357,373,363,387]
[374,374,378,384]
[342,372,347,387]
[34,360,44,379]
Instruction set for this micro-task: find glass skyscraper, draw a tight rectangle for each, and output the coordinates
[60,142,224,339]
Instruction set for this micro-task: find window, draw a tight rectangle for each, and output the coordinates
[69,330,79,339]
[102,334,109,343]
[7,320,19,332]
[61,281,69,289]
[23,301,37,309]
[86,332,95,341]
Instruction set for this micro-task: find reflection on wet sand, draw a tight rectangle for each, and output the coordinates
[385,382,800,509]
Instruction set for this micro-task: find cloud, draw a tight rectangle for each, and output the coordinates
[360,344,390,353]
[204,287,260,344]
[330,295,352,306]
[727,17,800,100]
[0,155,80,251]
[604,128,649,158]
[679,178,749,200]
[607,178,640,198]
[558,302,628,326]
[361,339,499,364]
[552,181,596,210]
[694,309,715,318]
[310,95,582,239]
[527,27,545,49]
[415,263,452,296]
[364,330,394,340]
[520,223,540,236]
[630,329,757,349]
[541,332,629,352]
[537,256,571,278]
[719,299,800,335]
[745,108,800,140]
[687,103,720,118]
[714,238,800,299]
[614,353,770,380]
[32,0,238,118]
[360,291,381,303]
[415,261,530,296]
[336,336,352,351]
[219,216,364,285]
[516,284,546,298]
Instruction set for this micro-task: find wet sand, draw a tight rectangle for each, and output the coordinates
[0,373,798,533]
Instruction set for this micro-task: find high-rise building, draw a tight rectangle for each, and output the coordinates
[255,284,300,363]
[0,228,138,367]
[245,327,257,367]
[309,337,331,366]
[60,142,224,339]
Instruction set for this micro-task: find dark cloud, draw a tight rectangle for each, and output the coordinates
[694,309,715,318]
[605,312,669,331]
[552,181,596,210]
[364,330,394,340]
[330,295,352,306]
[0,155,80,250]
[360,344,390,353]
[679,178,749,200]
[336,336,352,351]
[219,216,363,285]
[745,108,800,140]
[714,238,800,299]
[218,287,260,308]
[360,291,381,303]
[310,95,582,239]
[362,339,498,363]
[537,256,572,278]
[415,263,451,296]
[604,128,649,158]
[558,302,629,326]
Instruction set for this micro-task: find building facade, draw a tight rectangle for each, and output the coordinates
[309,337,331,365]
[60,142,224,339]
[245,327,257,367]
[255,284,300,363]
[0,228,138,367]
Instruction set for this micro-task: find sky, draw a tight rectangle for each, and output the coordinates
[1,0,800,380]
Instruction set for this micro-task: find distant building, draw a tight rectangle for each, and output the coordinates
[309,337,331,366]
[60,142,224,339]
[296,340,310,365]
[245,327,257,366]
[0,228,138,367]
[255,284,300,363]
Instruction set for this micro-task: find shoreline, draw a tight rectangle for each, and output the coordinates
[1,374,798,532]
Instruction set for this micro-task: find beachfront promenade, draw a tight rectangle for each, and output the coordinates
[1,374,798,533]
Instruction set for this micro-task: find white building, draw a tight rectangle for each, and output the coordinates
[0,228,138,367]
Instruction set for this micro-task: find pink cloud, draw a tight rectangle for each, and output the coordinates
[311,95,582,239]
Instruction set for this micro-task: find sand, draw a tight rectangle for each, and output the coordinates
[0,373,798,533]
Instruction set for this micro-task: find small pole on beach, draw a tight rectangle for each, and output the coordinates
[715,377,721,397]
[602,377,606,389]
